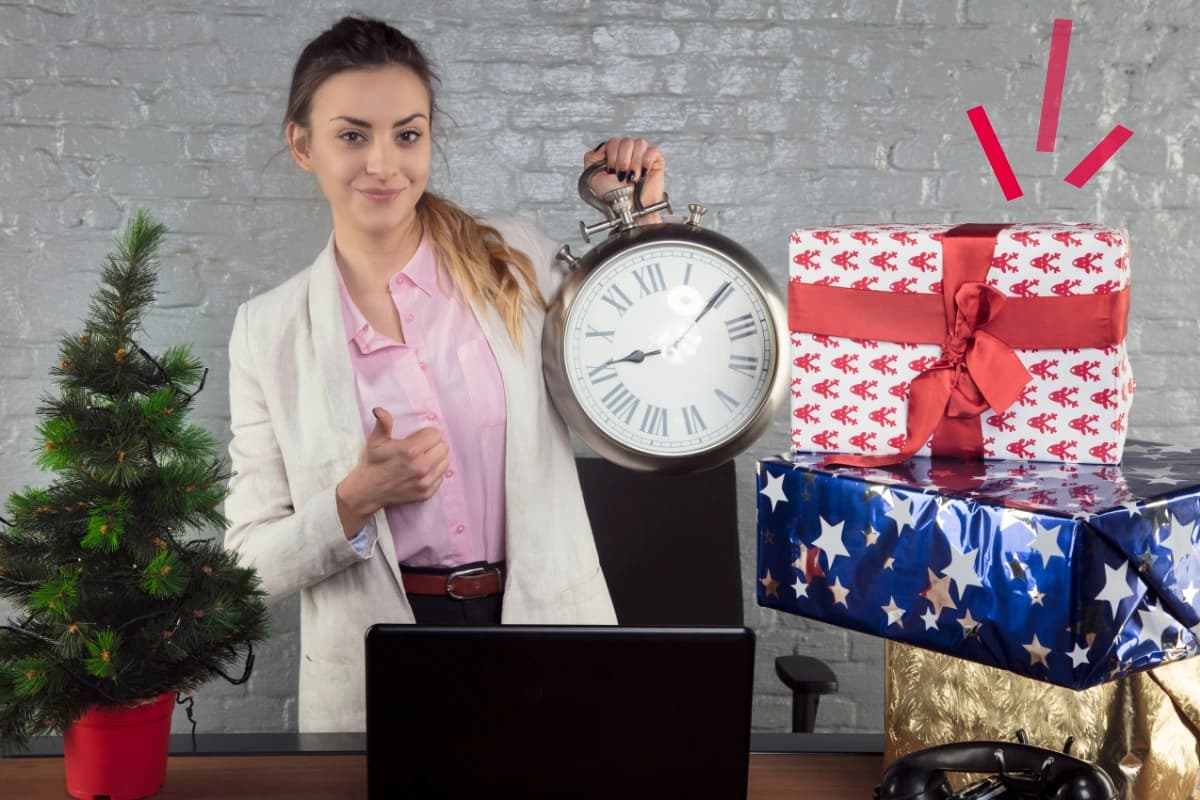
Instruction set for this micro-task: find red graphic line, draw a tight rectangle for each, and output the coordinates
[1037,18,1073,152]
[1064,125,1134,187]
[966,105,1023,201]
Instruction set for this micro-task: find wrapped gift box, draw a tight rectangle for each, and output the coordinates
[756,441,1200,690]
[788,223,1132,464]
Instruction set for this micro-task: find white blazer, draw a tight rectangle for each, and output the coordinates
[223,216,616,733]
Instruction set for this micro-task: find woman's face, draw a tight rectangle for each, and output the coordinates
[289,65,432,239]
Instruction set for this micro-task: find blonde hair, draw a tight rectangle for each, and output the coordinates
[419,193,545,349]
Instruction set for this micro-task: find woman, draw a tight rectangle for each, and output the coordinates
[222,15,667,732]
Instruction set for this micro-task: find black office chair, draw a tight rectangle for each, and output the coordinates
[774,655,838,733]
[575,456,741,626]
[574,456,838,731]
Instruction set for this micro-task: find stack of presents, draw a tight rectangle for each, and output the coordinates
[757,223,1200,797]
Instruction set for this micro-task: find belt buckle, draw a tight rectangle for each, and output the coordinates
[446,565,496,600]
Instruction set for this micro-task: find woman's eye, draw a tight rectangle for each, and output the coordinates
[339,131,365,144]
[398,130,421,144]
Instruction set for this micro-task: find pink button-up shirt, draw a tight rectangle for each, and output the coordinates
[335,237,507,567]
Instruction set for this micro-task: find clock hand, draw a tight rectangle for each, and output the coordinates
[692,281,731,325]
[669,280,732,351]
[605,348,663,366]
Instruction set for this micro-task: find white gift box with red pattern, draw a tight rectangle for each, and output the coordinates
[787,223,1132,464]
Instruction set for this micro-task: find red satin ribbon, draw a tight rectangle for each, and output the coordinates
[788,224,1130,466]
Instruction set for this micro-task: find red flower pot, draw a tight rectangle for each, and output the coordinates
[62,692,175,800]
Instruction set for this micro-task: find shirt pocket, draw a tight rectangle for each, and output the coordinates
[456,338,507,428]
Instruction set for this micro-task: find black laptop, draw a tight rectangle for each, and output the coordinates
[365,625,756,799]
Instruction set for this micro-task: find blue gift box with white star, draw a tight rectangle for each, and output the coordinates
[756,441,1200,689]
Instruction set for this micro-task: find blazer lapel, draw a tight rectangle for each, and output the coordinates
[307,233,362,448]
[306,232,408,599]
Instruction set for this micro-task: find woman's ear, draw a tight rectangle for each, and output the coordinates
[286,121,314,173]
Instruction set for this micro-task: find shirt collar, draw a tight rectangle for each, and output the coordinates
[395,237,437,298]
[334,255,372,349]
[332,234,435,350]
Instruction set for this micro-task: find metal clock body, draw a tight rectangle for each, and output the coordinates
[542,167,788,473]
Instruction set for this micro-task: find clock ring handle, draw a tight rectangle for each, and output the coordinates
[578,160,619,221]
[577,158,673,242]
[578,157,666,218]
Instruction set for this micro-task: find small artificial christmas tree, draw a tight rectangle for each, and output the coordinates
[0,210,269,750]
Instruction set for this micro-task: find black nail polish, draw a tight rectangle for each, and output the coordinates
[617,171,627,181]
[593,141,606,152]
[606,167,616,175]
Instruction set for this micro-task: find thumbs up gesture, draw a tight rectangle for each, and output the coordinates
[366,406,396,448]
[336,408,450,538]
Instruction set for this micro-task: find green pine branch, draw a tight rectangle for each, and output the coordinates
[85,212,163,346]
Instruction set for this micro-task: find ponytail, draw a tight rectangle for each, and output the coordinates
[418,193,545,350]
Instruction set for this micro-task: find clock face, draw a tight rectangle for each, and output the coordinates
[563,239,778,457]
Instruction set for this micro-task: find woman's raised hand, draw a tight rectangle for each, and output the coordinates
[336,407,449,538]
[584,137,666,220]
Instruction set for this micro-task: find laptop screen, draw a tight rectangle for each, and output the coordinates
[365,625,755,799]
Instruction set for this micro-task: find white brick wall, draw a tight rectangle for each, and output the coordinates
[2,0,1197,734]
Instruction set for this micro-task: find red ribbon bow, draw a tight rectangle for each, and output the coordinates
[902,280,1031,464]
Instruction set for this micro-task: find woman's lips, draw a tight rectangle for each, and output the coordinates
[360,189,401,203]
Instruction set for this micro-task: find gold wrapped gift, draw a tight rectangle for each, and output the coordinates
[885,642,1200,799]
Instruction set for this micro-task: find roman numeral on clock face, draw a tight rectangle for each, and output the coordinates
[714,388,739,413]
[632,263,666,297]
[724,313,756,342]
[681,404,706,435]
[586,325,615,343]
[639,404,668,436]
[600,285,633,316]
[728,353,758,377]
[601,382,640,425]
[588,363,619,384]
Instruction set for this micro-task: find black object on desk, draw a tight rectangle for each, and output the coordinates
[875,738,1117,800]
[365,624,756,799]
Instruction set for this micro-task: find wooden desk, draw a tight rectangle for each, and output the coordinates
[1,751,882,799]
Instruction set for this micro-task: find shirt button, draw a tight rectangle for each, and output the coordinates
[425,412,438,422]
[405,313,415,323]
[419,361,428,370]
[455,524,465,534]
[445,469,455,479]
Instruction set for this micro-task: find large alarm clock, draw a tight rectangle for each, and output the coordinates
[542,161,788,473]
